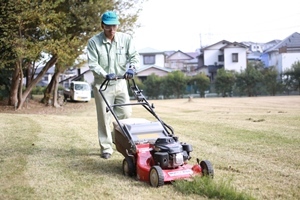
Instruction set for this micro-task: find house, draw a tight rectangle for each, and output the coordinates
[241,41,264,63]
[242,41,263,53]
[59,63,93,88]
[138,47,165,68]
[260,40,281,67]
[262,32,300,74]
[137,48,201,79]
[36,32,299,88]
[138,41,248,82]
[136,65,172,81]
[36,66,55,87]
[261,40,281,52]
[164,50,200,76]
[199,40,248,81]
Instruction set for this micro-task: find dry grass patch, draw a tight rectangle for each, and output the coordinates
[0,96,299,200]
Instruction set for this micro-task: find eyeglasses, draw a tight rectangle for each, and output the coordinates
[103,24,118,31]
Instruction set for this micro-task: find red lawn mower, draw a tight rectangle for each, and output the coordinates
[99,76,214,187]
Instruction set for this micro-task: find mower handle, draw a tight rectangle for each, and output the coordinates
[99,75,125,91]
[98,76,175,136]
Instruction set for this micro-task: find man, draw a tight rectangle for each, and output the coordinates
[87,11,139,159]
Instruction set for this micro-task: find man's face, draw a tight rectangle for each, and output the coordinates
[102,23,118,39]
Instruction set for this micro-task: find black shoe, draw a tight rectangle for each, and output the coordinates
[101,153,111,159]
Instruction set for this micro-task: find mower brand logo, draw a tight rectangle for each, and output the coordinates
[167,169,193,177]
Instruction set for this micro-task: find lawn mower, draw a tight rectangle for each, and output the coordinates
[99,76,214,187]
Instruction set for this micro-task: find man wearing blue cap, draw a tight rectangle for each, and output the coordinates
[87,11,139,159]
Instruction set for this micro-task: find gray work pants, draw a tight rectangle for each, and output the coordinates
[93,79,132,154]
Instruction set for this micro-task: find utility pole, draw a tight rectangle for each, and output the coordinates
[199,33,202,48]
[200,32,214,48]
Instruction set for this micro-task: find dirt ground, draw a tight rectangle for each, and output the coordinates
[0,98,89,115]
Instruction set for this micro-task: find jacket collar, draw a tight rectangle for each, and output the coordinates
[102,32,119,44]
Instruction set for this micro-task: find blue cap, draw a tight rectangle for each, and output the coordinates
[101,11,120,25]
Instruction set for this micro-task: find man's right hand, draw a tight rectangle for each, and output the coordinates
[106,73,116,80]
[124,68,134,80]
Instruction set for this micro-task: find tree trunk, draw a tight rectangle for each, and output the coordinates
[25,63,33,99]
[42,63,63,107]
[9,64,20,106]
[42,74,55,105]
[52,71,61,108]
[15,55,58,110]
[17,62,24,109]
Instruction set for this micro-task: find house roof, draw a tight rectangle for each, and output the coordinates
[208,65,223,73]
[186,52,200,58]
[136,65,172,73]
[201,40,248,52]
[220,41,248,50]
[247,52,262,60]
[136,65,171,73]
[264,39,282,45]
[59,69,91,83]
[167,50,194,60]
[136,65,172,77]
[34,66,55,75]
[266,32,300,52]
[201,40,231,51]
[184,58,198,64]
[138,47,164,54]
[164,50,176,56]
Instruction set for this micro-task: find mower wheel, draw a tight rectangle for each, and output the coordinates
[149,166,164,187]
[200,160,214,178]
[122,157,135,177]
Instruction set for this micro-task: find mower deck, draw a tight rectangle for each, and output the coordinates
[135,143,201,182]
[113,118,212,187]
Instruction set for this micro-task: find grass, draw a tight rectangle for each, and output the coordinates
[0,96,300,200]
[173,176,255,200]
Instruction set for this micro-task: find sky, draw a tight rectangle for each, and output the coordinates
[133,0,300,52]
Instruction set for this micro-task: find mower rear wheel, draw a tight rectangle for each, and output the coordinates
[200,160,214,178]
[149,166,164,187]
[122,157,135,177]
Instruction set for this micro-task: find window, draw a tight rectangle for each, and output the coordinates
[143,55,155,65]
[232,53,238,62]
[218,55,224,62]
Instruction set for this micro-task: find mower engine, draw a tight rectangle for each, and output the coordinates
[151,137,193,169]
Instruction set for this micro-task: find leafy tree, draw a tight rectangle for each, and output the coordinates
[261,66,279,96]
[0,67,12,99]
[284,61,300,94]
[281,74,294,95]
[164,71,187,98]
[160,77,173,99]
[215,68,236,97]
[235,64,263,97]
[190,73,210,97]
[0,0,53,108]
[0,0,145,109]
[41,0,145,107]
[185,76,195,94]
[143,73,161,99]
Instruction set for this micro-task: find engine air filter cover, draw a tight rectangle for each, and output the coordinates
[154,137,183,154]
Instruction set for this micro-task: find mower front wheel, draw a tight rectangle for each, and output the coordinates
[149,166,164,187]
[122,157,136,177]
[200,160,214,178]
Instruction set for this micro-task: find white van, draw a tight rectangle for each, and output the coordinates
[63,81,91,102]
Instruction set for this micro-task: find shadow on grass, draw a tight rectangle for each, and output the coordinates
[27,145,137,180]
